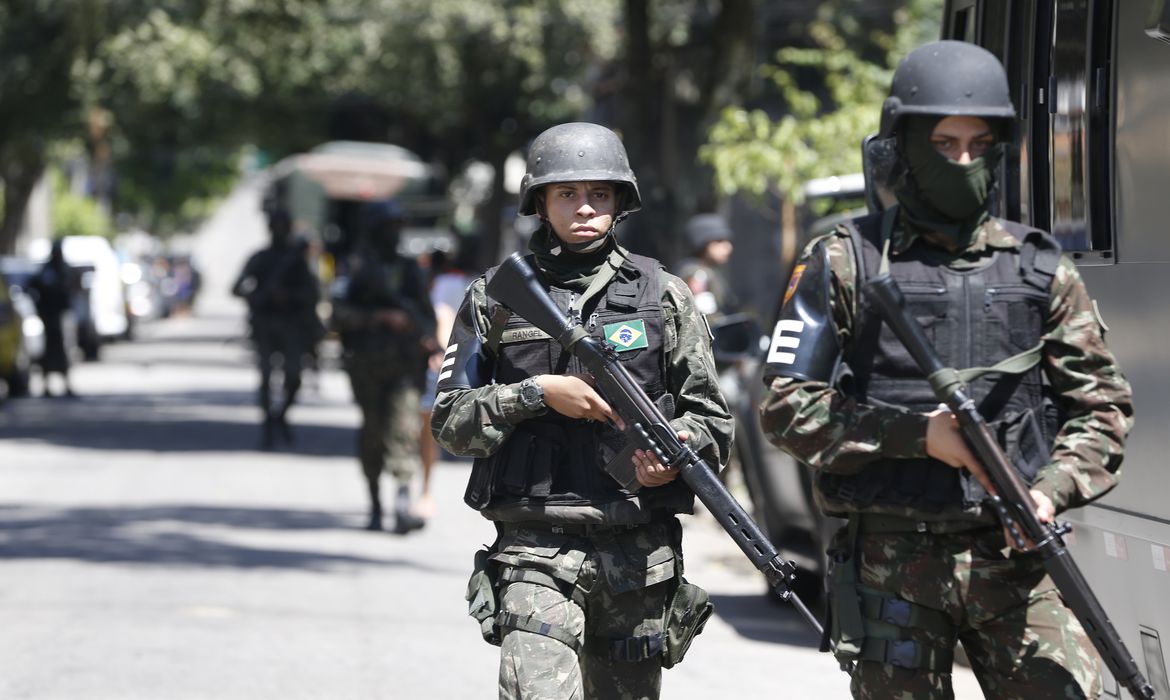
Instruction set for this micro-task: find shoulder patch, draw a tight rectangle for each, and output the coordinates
[783,264,806,306]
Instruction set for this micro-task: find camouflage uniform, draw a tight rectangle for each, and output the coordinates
[432,255,733,699]
[333,249,435,532]
[761,218,1134,699]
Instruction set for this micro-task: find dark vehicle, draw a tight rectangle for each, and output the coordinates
[712,175,867,603]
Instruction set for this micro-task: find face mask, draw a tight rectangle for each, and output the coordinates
[895,118,1002,249]
[904,134,999,220]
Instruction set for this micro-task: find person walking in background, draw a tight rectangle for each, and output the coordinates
[416,241,478,521]
[433,122,733,699]
[28,240,77,398]
[760,41,1133,698]
[333,200,436,534]
[232,208,322,449]
[675,213,739,322]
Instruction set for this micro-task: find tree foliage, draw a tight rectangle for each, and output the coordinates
[700,0,943,204]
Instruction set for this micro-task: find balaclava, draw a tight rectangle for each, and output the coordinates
[894,116,1002,250]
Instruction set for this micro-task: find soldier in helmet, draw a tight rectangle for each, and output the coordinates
[333,200,436,534]
[432,122,733,698]
[232,208,322,448]
[760,41,1133,698]
[675,213,739,322]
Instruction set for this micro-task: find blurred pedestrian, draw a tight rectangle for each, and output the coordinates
[416,240,479,520]
[675,213,739,322]
[232,208,322,449]
[28,240,77,398]
[333,200,436,534]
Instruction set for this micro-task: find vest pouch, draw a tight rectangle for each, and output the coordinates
[660,578,713,669]
[495,427,559,499]
[464,453,499,510]
[963,407,1049,504]
[466,543,502,646]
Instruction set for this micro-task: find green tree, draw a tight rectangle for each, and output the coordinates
[700,0,943,204]
[0,0,105,253]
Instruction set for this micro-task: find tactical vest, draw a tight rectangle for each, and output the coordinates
[817,214,1063,514]
[464,253,693,513]
[338,255,426,360]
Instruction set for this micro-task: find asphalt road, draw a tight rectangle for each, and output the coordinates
[0,181,983,699]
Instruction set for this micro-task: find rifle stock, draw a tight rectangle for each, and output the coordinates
[486,253,824,637]
[865,273,1154,699]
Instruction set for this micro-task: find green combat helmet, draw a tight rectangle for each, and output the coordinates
[518,122,641,216]
[879,40,1016,139]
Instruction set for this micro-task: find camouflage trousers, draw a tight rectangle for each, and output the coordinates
[345,355,420,484]
[841,525,1100,700]
[490,520,680,700]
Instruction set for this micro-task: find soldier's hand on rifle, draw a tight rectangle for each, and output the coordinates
[926,407,998,495]
[631,432,687,488]
[1003,489,1056,551]
[537,374,622,427]
[373,309,412,332]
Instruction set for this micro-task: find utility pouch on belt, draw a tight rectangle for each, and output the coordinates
[466,540,502,646]
[661,577,714,669]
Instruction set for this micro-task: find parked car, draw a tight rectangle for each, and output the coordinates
[0,270,32,398]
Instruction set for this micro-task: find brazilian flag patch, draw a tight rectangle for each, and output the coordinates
[603,319,648,352]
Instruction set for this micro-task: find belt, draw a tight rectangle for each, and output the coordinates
[503,520,653,538]
[856,514,994,536]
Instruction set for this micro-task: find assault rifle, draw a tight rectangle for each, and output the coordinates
[865,273,1155,699]
[486,253,823,637]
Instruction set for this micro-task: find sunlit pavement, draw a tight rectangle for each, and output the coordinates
[0,181,982,699]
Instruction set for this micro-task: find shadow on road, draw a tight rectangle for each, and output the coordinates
[0,504,457,573]
[0,391,355,457]
[709,592,825,650]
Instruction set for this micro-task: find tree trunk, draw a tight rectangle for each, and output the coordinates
[0,151,46,255]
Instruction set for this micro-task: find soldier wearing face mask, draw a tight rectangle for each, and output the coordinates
[760,41,1133,699]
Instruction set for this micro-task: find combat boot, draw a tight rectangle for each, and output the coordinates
[392,484,426,535]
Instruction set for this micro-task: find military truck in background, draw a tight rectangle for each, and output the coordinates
[933,1,1170,695]
[263,141,453,305]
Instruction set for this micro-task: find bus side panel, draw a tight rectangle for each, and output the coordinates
[1113,1,1170,263]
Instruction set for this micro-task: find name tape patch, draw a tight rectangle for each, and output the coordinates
[500,327,552,344]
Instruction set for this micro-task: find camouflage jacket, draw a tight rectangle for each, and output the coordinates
[432,264,734,521]
[760,216,1134,516]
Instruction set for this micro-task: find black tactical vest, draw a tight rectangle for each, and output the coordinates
[817,214,1062,514]
[464,253,693,513]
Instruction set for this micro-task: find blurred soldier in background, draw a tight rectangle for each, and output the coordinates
[232,208,322,449]
[29,239,77,398]
[675,213,739,322]
[433,122,732,699]
[333,201,436,534]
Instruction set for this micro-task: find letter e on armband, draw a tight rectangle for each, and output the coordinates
[767,320,804,366]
